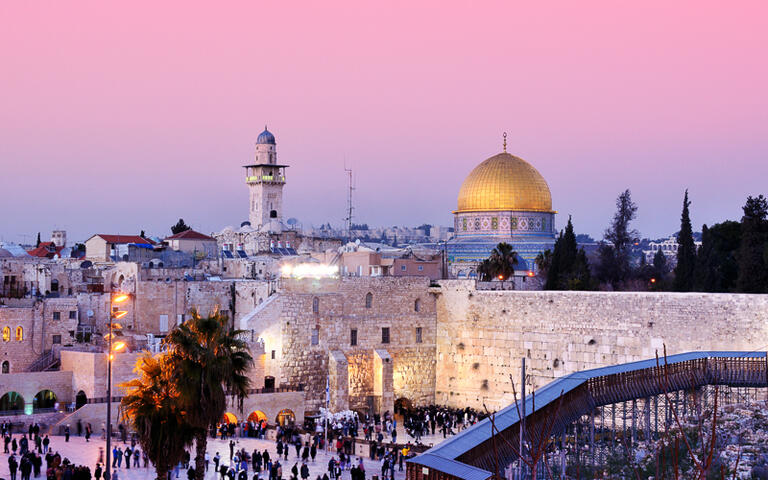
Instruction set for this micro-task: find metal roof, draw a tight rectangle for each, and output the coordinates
[408,454,492,480]
[409,350,767,479]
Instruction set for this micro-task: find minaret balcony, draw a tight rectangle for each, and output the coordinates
[246,175,286,183]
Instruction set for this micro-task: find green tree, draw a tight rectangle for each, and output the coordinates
[673,190,696,291]
[165,310,253,480]
[477,242,519,281]
[597,189,639,289]
[544,216,593,290]
[36,232,41,247]
[693,222,741,292]
[736,195,768,293]
[120,353,195,480]
[171,218,192,235]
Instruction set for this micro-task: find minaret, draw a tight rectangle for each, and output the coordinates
[244,126,288,230]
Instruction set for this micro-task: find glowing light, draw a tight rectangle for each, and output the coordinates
[527,271,535,277]
[498,275,504,280]
[113,341,126,351]
[650,278,657,284]
[112,294,129,303]
[280,263,338,279]
[113,311,128,319]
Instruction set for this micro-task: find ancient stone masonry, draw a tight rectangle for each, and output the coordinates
[435,280,768,411]
[245,276,438,413]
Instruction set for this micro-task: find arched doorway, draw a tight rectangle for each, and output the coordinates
[222,412,237,424]
[33,390,57,411]
[276,409,295,426]
[75,391,88,409]
[1,361,9,374]
[247,410,267,423]
[0,392,24,412]
[394,397,413,415]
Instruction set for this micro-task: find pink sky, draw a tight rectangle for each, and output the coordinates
[1,1,767,244]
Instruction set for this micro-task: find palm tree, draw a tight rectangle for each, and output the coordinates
[165,309,253,480]
[120,352,195,480]
[477,243,519,281]
[492,242,519,280]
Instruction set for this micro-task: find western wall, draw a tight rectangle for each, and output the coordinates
[435,280,768,410]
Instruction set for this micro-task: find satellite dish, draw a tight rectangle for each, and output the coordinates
[286,218,298,226]
[80,260,93,269]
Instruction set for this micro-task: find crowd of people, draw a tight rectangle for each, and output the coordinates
[1,402,478,480]
[400,405,484,443]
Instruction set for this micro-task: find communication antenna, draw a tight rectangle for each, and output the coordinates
[344,165,355,241]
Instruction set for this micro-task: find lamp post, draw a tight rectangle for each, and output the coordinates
[105,293,128,480]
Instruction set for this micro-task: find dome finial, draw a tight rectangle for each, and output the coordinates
[503,132,507,153]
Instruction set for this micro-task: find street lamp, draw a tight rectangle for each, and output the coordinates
[105,293,128,480]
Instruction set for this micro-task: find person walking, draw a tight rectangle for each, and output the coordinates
[8,454,18,480]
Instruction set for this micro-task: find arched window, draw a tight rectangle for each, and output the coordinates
[312,297,319,314]
[1,327,9,342]
[365,292,372,309]
[15,326,23,341]
[1,361,9,374]
[414,299,421,312]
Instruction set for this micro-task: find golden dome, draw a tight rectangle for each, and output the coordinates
[456,152,553,213]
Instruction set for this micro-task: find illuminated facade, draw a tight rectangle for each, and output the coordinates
[446,148,556,279]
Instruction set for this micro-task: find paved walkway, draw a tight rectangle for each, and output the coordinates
[0,435,408,480]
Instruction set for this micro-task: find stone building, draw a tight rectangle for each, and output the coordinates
[245,276,438,413]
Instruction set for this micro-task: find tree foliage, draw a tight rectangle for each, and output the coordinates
[543,216,593,290]
[672,190,696,291]
[120,353,195,480]
[477,242,519,281]
[597,189,639,289]
[171,218,192,235]
[693,222,741,292]
[736,194,768,293]
[164,309,253,480]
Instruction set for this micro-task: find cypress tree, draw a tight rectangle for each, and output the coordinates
[544,216,592,290]
[736,195,768,293]
[673,190,696,291]
[36,232,41,247]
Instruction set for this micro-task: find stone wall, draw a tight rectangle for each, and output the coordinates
[246,276,438,413]
[435,280,768,410]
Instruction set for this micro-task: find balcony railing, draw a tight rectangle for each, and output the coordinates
[246,175,285,183]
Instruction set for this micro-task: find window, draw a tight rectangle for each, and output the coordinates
[271,350,276,360]
[365,292,373,309]
[15,326,23,341]
[52,335,61,345]
[2,327,9,342]
[53,312,61,320]
[69,311,77,319]
[416,327,423,344]
[350,329,358,346]
[418,265,424,272]
[1,361,8,374]
[401,265,406,272]
[414,299,421,312]
[177,314,184,326]
[159,315,169,333]
[381,327,390,344]
[312,297,319,314]
[311,327,319,346]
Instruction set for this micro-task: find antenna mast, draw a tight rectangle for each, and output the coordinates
[344,166,355,241]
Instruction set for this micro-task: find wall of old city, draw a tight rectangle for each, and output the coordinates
[0,370,74,407]
[250,277,437,413]
[434,280,768,411]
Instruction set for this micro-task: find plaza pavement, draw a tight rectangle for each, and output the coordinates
[0,422,464,480]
